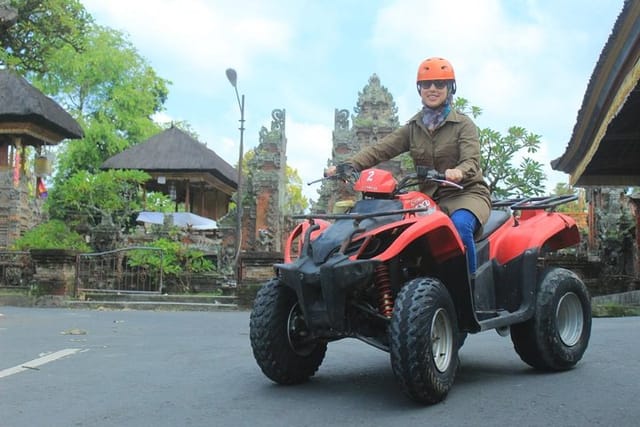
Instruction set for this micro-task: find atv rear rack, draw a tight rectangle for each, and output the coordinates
[491,194,578,211]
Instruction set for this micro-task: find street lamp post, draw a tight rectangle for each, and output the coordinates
[225,68,245,282]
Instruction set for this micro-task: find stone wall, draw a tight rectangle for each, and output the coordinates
[0,169,43,249]
[30,249,78,295]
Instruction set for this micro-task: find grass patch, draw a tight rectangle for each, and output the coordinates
[592,303,640,318]
[0,287,30,296]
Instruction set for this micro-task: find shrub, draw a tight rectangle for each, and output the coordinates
[12,220,91,252]
[592,302,640,318]
[127,238,215,292]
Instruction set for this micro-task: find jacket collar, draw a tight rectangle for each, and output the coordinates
[408,106,463,129]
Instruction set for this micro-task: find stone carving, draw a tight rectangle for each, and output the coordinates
[335,109,350,131]
[272,109,285,132]
[244,109,287,253]
[257,228,274,251]
[313,74,403,214]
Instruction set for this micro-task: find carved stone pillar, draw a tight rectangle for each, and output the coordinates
[245,109,287,253]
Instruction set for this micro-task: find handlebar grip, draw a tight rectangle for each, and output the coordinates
[416,166,444,180]
[336,163,356,176]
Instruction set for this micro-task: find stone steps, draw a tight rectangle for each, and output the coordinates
[67,299,239,312]
[71,292,240,311]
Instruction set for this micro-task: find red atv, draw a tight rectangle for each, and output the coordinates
[249,166,591,404]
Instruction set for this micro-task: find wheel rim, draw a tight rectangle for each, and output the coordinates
[556,292,584,347]
[431,308,454,372]
[287,303,316,356]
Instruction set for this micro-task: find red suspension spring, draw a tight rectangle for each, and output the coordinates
[374,264,394,318]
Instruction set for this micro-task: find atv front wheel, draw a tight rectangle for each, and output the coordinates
[510,267,591,371]
[250,278,327,384]
[390,277,459,404]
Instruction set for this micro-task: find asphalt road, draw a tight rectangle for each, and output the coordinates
[1,307,638,427]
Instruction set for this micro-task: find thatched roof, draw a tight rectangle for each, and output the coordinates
[100,126,238,188]
[0,69,83,140]
[551,0,640,186]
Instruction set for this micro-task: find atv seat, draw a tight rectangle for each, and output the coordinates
[476,210,511,241]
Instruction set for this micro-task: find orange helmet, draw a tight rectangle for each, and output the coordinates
[417,57,455,81]
[416,57,456,94]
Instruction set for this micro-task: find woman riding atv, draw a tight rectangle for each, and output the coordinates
[326,57,491,274]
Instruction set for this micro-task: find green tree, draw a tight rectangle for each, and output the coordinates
[551,182,586,213]
[163,120,200,140]
[32,24,170,180]
[0,0,91,73]
[284,165,308,214]
[454,98,546,198]
[145,192,175,213]
[47,169,150,230]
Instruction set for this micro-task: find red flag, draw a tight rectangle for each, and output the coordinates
[37,177,48,198]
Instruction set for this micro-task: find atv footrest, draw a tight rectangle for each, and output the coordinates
[477,308,533,331]
[475,309,508,321]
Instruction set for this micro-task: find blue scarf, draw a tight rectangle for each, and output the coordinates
[421,92,453,131]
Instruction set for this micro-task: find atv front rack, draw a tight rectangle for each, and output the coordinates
[491,194,578,211]
[291,207,432,226]
[292,207,432,258]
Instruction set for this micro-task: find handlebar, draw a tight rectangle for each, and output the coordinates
[307,164,463,191]
[307,163,360,186]
[413,166,463,190]
[415,165,444,180]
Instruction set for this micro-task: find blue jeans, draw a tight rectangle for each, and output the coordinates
[450,209,479,274]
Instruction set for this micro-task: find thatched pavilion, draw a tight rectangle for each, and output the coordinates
[100,126,237,220]
[552,1,640,186]
[0,69,83,248]
[552,0,640,279]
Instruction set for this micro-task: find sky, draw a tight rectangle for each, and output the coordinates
[81,0,624,202]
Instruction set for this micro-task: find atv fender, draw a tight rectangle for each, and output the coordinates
[373,212,477,334]
[491,212,579,265]
[284,219,331,263]
[374,210,465,263]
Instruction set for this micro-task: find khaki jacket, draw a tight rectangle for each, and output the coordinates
[350,108,492,225]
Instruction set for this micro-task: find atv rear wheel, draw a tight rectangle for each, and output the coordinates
[390,277,459,404]
[250,278,327,384]
[510,267,591,371]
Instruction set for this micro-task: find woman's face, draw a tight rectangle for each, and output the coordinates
[418,80,448,108]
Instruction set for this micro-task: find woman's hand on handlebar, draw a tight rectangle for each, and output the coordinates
[325,163,357,178]
[444,168,463,183]
[324,165,337,177]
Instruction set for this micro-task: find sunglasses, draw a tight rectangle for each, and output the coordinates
[418,80,448,90]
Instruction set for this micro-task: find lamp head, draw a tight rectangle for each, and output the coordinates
[225,68,238,87]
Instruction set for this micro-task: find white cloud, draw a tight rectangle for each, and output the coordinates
[82,0,623,203]
[83,0,292,84]
[151,111,173,126]
[369,0,619,194]
[371,0,547,119]
[201,112,333,202]
[284,118,333,201]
